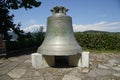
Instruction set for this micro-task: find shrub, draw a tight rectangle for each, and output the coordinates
[74,32,120,51]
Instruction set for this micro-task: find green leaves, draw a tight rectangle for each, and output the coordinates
[0,0,41,41]
[4,0,41,9]
[74,32,120,51]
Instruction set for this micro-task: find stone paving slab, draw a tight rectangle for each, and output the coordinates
[0,61,18,76]
[8,68,26,78]
[0,53,120,80]
[63,75,81,80]
[0,75,13,80]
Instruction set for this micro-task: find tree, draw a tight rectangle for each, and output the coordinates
[0,0,41,41]
[35,26,44,46]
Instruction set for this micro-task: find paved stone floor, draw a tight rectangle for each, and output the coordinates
[0,53,120,80]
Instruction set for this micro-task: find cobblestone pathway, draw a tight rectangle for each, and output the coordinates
[0,53,120,80]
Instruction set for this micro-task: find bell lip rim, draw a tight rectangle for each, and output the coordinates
[38,53,82,56]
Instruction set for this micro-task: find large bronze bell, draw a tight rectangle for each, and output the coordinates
[37,6,82,56]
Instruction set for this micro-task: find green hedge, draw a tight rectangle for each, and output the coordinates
[74,32,120,51]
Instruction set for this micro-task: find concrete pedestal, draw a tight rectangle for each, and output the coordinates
[31,53,43,69]
[81,52,89,68]
[31,53,55,68]
[31,51,89,69]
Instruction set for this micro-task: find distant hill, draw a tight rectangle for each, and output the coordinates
[115,32,120,34]
[84,30,109,33]
[83,30,120,34]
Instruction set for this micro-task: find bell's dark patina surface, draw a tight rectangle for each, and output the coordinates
[37,6,82,55]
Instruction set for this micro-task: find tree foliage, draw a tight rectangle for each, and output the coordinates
[0,0,41,41]
[74,32,120,51]
[6,26,44,51]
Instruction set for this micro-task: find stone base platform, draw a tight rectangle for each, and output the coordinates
[31,52,89,69]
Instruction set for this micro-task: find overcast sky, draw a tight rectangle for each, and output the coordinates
[10,0,120,32]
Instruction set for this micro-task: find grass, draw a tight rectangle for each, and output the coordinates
[83,49,120,54]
